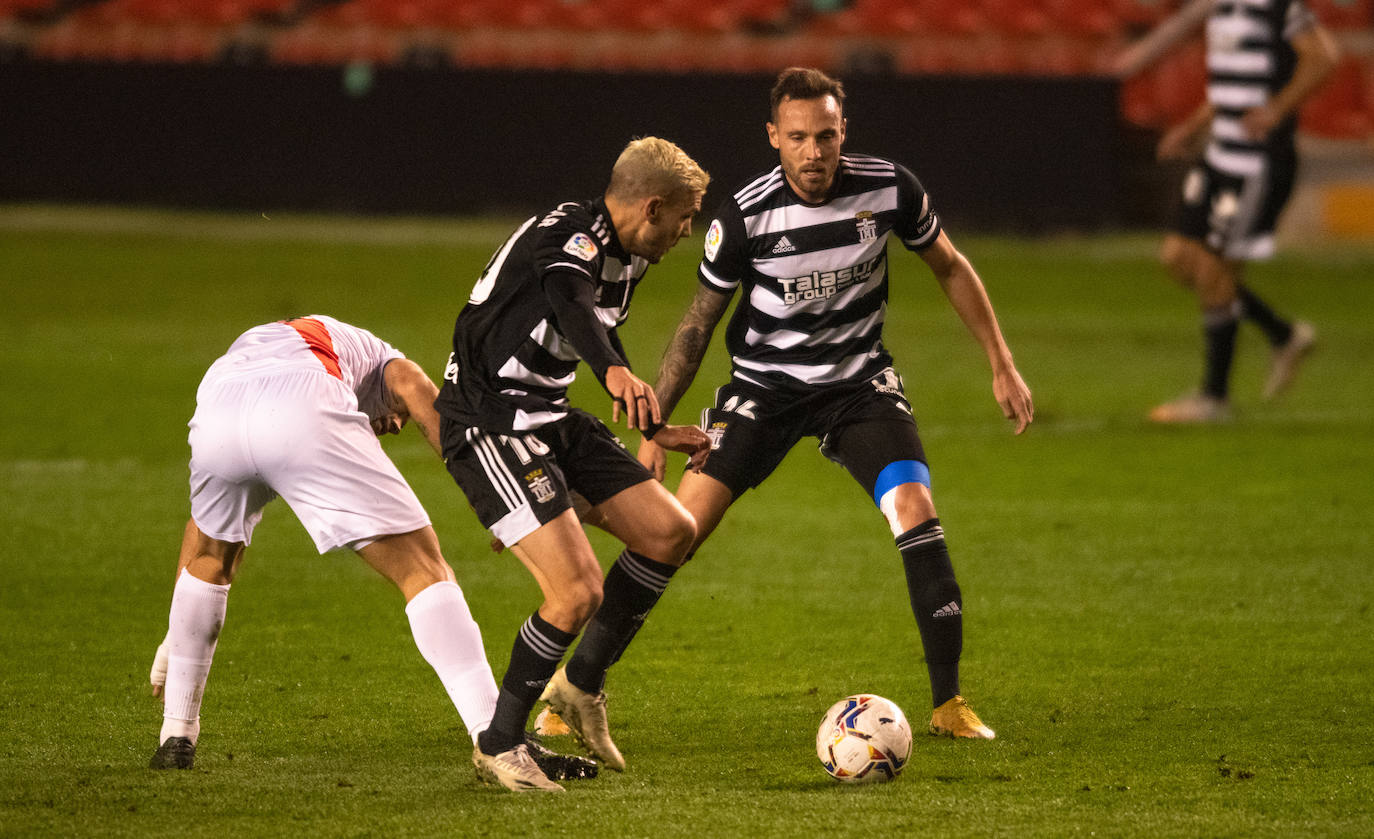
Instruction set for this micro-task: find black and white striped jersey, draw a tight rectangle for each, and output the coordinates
[1204,0,1316,176]
[698,154,941,391]
[435,198,647,433]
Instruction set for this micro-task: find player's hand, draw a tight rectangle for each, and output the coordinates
[605,366,661,432]
[637,436,668,481]
[993,366,1034,435]
[150,639,169,701]
[648,425,712,473]
[370,412,406,437]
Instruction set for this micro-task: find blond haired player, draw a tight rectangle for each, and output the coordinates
[435,138,711,779]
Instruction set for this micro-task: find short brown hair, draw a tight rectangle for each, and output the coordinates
[606,137,710,204]
[770,67,845,121]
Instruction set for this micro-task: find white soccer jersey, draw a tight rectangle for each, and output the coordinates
[189,316,427,553]
[200,315,404,422]
[698,154,941,390]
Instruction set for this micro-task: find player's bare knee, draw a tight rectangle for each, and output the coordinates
[557,574,603,628]
[662,507,697,562]
[632,507,697,565]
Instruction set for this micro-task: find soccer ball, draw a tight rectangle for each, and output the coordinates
[816,694,912,783]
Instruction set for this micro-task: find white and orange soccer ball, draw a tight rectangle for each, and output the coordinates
[816,694,912,783]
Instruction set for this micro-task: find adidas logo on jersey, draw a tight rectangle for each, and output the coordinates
[932,601,961,618]
[772,236,797,254]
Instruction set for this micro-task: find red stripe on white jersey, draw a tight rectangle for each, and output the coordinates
[282,317,343,380]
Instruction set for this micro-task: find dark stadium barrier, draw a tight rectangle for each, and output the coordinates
[1,62,1130,231]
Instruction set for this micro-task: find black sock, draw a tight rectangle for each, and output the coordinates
[1236,285,1293,347]
[565,550,677,695]
[1202,303,1240,400]
[897,518,962,707]
[479,612,576,755]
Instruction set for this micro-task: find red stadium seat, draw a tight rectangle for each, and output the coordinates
[1151,41,1208,125]
[1305,0,1372,30]
[1300,58,1372,138]
[982,0,1051,36]
[0,0,61,18]
[916,0,988,35]
[1111,0,1176,27]
[1047,0,1123,36]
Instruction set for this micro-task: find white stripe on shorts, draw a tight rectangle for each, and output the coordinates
[467,428,523,513]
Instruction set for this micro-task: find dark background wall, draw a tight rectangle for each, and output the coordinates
[1,62,1135,230]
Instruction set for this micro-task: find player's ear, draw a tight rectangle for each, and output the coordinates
[766,122,780,150]
[839,117,847,144]
[645,195,663,223]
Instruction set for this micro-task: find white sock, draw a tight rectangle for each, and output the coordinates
[160,571,230,745]
[405,581,498,742]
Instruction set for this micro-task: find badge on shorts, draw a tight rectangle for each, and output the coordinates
[704,219,723,262]
[706,420,728,450]
[525,470,557,503]
[562,232,599,262]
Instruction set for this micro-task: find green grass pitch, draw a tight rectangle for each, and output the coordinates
[2,206,1371,837]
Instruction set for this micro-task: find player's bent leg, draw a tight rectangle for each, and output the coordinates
[152,525,240,769]
[547,483,700,771]
[357,530,502,746]
[674,469,737,557]
[1159,234,1201,290]
[182,521,245,586]
[880,476,939,537]
[591,478,697,565]
[355,526,455,601]
[478,512,599,765]
[507,511,605,632]
[1153,246,1240,421]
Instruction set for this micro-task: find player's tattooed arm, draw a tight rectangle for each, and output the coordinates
[653,284,732,417]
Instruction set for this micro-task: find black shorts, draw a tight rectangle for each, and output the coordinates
[441,408,651,547]
[1175,144,1296,260]
[698,367,928,503]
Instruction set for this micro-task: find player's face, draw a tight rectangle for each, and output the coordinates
[768,95,846,204]
[636,190,704,263]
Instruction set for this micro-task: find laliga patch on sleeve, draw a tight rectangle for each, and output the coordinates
[562,232,599,262]
[704,219,724,262]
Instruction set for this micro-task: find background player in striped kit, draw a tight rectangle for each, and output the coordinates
[435,138,712,778]
[147,315,591,791]
[1149,0,1339,423]
[636,67,1034,739]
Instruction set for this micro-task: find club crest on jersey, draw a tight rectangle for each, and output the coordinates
[855,210,878,243]
[704,219,724,261]
[524,469,557,503]
[562,232,599,262]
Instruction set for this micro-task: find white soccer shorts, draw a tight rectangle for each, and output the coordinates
[188,368,430,553]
